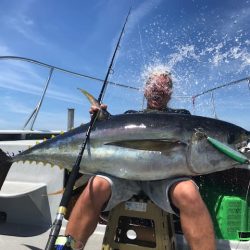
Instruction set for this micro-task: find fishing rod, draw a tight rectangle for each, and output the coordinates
[45,8,131,250]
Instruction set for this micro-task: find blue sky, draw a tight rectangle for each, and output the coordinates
[0,0,249,131]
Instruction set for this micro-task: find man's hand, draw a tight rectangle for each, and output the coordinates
[89,104,109,120]
[89,104,108,115]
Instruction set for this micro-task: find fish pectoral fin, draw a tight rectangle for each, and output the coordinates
[105,139,187,151]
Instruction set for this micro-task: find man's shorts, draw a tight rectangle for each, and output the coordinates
[96,174,193,215]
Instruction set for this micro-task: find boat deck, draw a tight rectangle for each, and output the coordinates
[0,222,106,250]
[0,223,250,250]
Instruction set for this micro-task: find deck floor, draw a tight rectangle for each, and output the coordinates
[0,222,250,250]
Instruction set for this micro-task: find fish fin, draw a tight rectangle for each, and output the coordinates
[105,139,187,151]
[78,88,100,107]
[78,88,110,120]
[0,149,12,190]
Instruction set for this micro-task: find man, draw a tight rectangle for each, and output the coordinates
[62,70,216,250]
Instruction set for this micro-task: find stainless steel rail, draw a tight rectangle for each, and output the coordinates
[0,56,139,130]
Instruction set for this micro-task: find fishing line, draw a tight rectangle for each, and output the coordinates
[137,23,148,110]
[138,23,146,66]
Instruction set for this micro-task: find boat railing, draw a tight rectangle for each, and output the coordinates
[0,56,138,131]
[1,56,249,131]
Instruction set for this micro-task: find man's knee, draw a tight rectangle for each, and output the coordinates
[170,180,203,210]
[79,176,112,207]
[88,176,111,197]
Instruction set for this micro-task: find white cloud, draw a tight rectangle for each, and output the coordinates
[127,0,163,33]
[0,0,47,46]
[3,14,46,46]
[0,45,13,55]
[1,96,31,115]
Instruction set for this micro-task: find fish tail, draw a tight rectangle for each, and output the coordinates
[0,149,12,189]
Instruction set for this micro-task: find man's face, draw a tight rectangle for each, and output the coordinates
[144,74,172,110]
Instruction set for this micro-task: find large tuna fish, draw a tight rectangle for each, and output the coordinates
[0,112,249,188]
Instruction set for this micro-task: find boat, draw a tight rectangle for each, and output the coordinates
[0,56,249,250]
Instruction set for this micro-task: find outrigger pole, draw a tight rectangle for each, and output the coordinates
[45,8,131,250]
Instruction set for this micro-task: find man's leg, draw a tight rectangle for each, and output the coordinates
[65,176,111,248]
[170,180,216,250]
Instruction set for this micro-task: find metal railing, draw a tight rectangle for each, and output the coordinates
[0,56,138,130]
[1,56,249,129]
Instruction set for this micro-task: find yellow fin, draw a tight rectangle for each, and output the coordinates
[78,88,100,107]
[78,88,110,120]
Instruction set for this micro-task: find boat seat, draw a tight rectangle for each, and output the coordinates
[0,141,64,230]
[0,180,45,197]
[102,195,176,250]
[0,180,51,228]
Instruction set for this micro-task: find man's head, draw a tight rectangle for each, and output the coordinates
[144,71,173,110]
